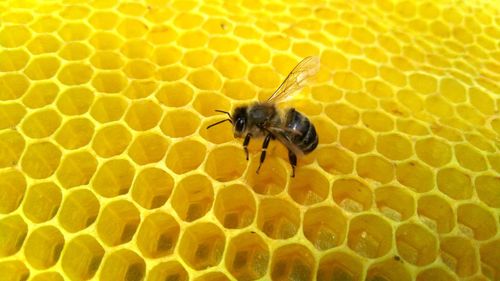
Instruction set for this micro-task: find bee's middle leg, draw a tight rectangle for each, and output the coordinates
[288,149,297,177]
[243,133,252,160]
[256,133,273,174]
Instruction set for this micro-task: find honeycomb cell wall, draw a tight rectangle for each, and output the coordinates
[0,0,499,281]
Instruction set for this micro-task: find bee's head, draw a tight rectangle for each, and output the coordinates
[206,107,247,139]
[232,106,247,138]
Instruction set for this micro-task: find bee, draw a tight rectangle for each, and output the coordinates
[207,56,320,177]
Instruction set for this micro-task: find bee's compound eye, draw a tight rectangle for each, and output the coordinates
[235,118,245,132]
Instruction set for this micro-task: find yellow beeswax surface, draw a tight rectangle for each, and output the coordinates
[0,0,499,280]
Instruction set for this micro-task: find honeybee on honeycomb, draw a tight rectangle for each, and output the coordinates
[207,56,320,177]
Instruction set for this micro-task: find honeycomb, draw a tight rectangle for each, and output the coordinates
[0,0,499,280]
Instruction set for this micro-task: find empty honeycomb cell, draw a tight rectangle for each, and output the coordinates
[310,116,337,144]
[21,108,61,138]
[347,214,392,258]
[58,188,100,233]
[417,267,457,281]
[90,31,123,51]
[487,155,500,173]
[0,49,29,72]
[61,234,104,280]
[117,17,148,38]
[214,54,247,79]
[120,39,153,59]
[396,161,434,193]
[182,49,213,68]
[0,260,29,281]
[240,43,271,65]
[303,206,347,251]
[200,117,234,144]
[312,85,342,103]
[57,63,93,85]
[454,144,488,172]
[0,215,27,257]
[180,29,210,48]
[317,146,353,175]
[193,272,230,281]
[356,155,394,184]
[375,185,415,222]
[173,12,204,29]
[60,4,90,19]
[325,103,359,125]
[20,141,61,179]
[54,118,94,150]
[22,182,61,223]
[415,137,452,167]
[417,195,454,234]
[339,127,375,154]
[208,36,239,53]
[58,22,91,41]
[147,24,179,44]
[187,68,222,90]
[31,272,64,281]
[213,184,256,229]
[147,261,189,281]
[376,133,412,161]
[469,87,495,115]
[457,203,496,240]
[59,42,91,61]
[425,95,454,118]
[288,168,329,205]
[160,109,200,138]
[397,119,429,136]
[465,134,495,153]
[365,80,394,99]
[440,236,478,277]
[90,51,124,70]
[131,167,174,209]
[225,232,269,280]
[205,145,246,182]
[271,54,297,76]
[31,15,61,32]
[379,66,406,87]
[257,198,300,240]
[90,95,128,123]
[92,159,134,197]
[193,92,231,117]
[178,222,225,270]
[457,105,486,127]
[171,173,214,222]
[317,250,364,281]
[0,130,24,168]
[56,87,94,116]
[156,82,193,107]
[22,82,58,109]
[128,132,169,165]
[332,178,372,212]
[0,73,29,100]
[222,80,256,101]
[439,77,466,103]
[270,244,315,281]
[56,151,97,189]
[245,154,288,195]
[96,200,140,247]
[99,249,145,281]
[350,58,378,78]
[332,71,362,91]
[152,45,181,66]
[361,110,394,132]
[431,124,464,142]
[480,239,500,281]
[92,71,127,94]
[395,222,438,266]
[0,25,31,47]
[24,225,64,269]
[136,212,180,258]
[366,259,412,281]
[92,124,131,157]
[475,175,500,208]
[165,139,206,174]
[124,60,156,79]
[156,64,188,81]
[248,65,280,89]
[436,167,472,200]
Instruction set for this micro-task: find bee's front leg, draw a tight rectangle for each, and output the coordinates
[243,133,252,160]
[256,133,273,174]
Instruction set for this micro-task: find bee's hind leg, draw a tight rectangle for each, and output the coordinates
[288,149,297,177]
[243,133,252,160]
[256,133,273,174]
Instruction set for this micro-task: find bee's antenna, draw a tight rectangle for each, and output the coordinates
[215,110,232,118]
[207,119,232,129]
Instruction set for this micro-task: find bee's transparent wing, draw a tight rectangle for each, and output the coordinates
[266,56,320,104]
